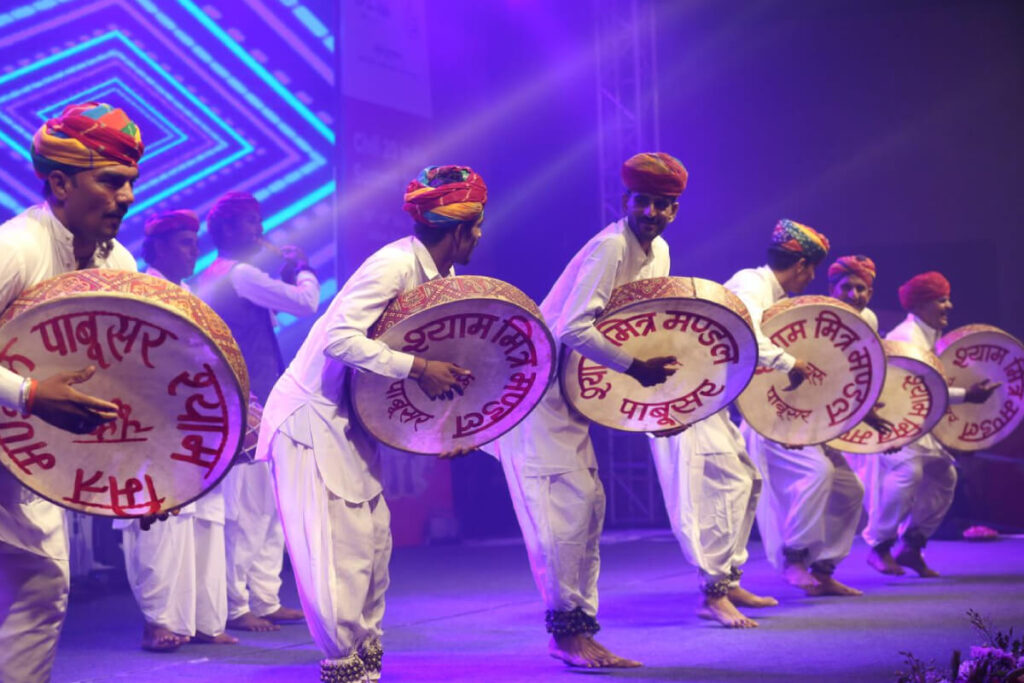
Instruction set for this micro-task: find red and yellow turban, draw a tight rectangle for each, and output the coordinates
[403,165,487,228]
[144,210,200,237]
[828,255,877,286]
[770,219,830,263]
[621,152,688,197]
[31,102,144,178]
[898,271,951,311]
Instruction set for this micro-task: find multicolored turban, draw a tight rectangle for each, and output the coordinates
[898,271,951,311]
[403,165,487,228]
[207,191,261,226]
[144,210,200,237]
[828,255,877,286]
[769,219,830,263]
[621,152,688,197]
[31,102,144,178]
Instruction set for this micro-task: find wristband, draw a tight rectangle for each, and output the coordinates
[24,378,38,416]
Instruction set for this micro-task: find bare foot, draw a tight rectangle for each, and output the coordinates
[697,595,758,628]
[227,612,280,632]
[806,572,863,596]
[895,546,940,577]
[262,606,305,623]
[783,561,820,589]
[192,631,240,644]
[867,547,905,575]
[727,585,778,608]
[141,622,188,652]
[548,634,641,668]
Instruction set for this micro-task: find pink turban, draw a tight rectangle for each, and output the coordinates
[898,272,951,311]
[621,152,688,196]
[828,255,877,286]
[144,210,199,237]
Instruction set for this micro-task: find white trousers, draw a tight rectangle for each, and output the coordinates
[121,515,228,636]
[860,448,957,548]
[500,449,605,617]
[648,413,760,588]
[222,461,286,619]
[0,542,69,683]
[270,433,390,658]
[742,426,864,571]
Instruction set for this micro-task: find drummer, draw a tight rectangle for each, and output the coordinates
[254,165,484,682]
[860,272,999,577]
[115,210,236,652]
[735,223,870,597]
[0,102,144,682]
[497,152,684,668]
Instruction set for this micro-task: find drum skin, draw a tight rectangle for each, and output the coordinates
[932,324,1024,451]
[0,270,248,517]
[828,339,948,454]
[736,295,886,445]
[560,276,758,432]
[350,275,555,455]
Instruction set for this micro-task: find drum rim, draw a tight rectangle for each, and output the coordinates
[560,293,759,433]
[736,296,887,446]
[350,294,557,456]
[0,290,249,517]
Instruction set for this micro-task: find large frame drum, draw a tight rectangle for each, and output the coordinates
[736,295,886,445]
[0,270,248,517]
[560,277,758,432]
[829,339,948,453]
[350,275,555,454]
[932,324,1024,451]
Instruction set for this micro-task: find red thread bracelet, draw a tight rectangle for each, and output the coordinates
[24,378,38,416]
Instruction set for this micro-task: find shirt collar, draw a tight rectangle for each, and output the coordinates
[410,235,451,280]
[42,201,104,268]
[618,218,655,267]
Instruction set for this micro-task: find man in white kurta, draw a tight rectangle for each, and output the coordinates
[860,272,998,577]
[648,221,828,626]
[195,192,319,632]
[498,153,687,668]
[255,165,486,683]
[115,210,234,651]
[0,102,144,682]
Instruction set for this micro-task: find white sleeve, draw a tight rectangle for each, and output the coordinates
[556,239,634,372]
[726,271,795,372]
[948,386,967,404]
[322,254,416,379]
[0,241,29,409]
[229,264,320,317]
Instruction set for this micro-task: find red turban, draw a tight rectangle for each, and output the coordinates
[31,102,144,178]
[403,165,487,228]
[898,271,951,311]
[144,210,199,237]
[207,191,261,227]
[621,152,688,196]
[828,255,876,286]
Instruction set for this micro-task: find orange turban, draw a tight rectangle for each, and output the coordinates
[31,102,144,178]
[621,152,688,196]
[403,165,487,228]
[828,255,877,286]
[898,272,951,311]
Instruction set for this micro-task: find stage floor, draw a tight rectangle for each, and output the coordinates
[53,532,1024,682]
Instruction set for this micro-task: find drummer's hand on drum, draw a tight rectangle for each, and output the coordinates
[965,379,1002,404]
[783,359,811,391]
[412,357,472,400]
[31,365,119,434]
[626,356,679,387]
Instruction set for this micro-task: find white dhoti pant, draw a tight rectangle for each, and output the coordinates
[648,411,760,591]
[121,513,228,637]
[860,445,957,549]
[742,425,864,572]
[270,433,390,659]
[223,461,287,619]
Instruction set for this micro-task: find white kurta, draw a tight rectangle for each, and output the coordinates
[115,269,228,637]
[497,219,668,617]
[0,203,136,682]
[860,314,966,548]
[257,236,444,659]
[216,264,319,620]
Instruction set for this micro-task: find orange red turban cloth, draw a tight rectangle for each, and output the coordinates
[828,255,877,286]
[31,102,144,178]
[144,210,200,237]
[621,152,688,197]
[769,219,830,263]
[898,271,951,311]
[403,165,487,228]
